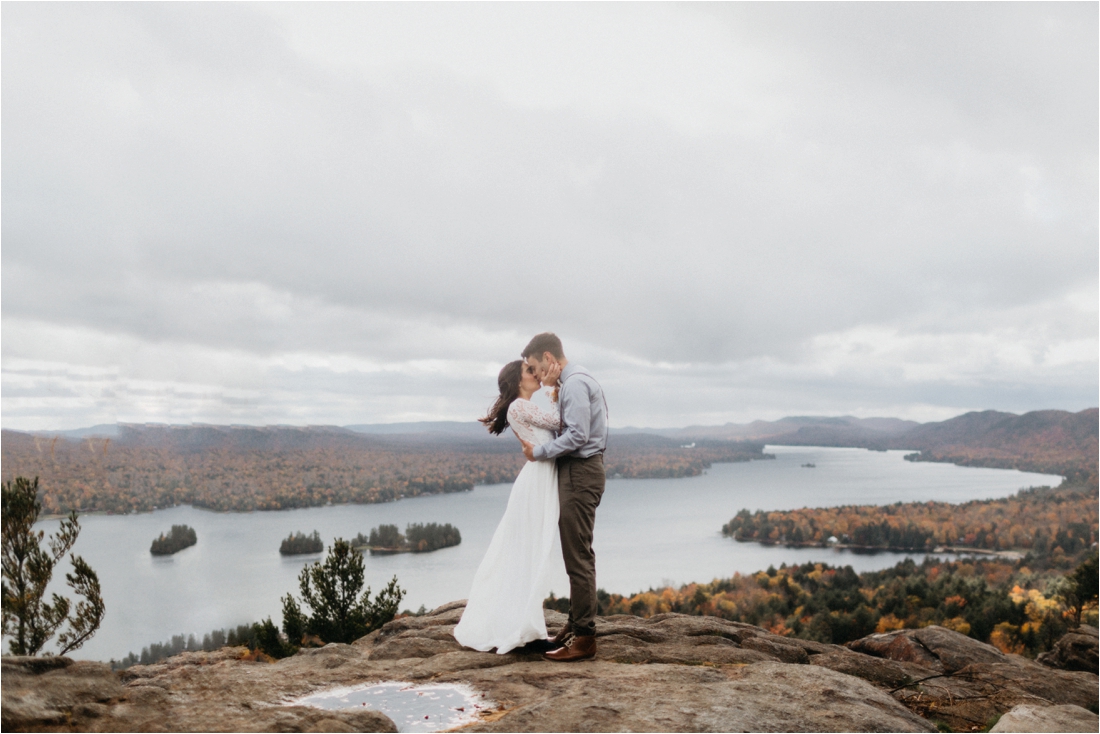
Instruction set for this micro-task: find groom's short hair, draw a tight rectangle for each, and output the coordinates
[522,332,564,360]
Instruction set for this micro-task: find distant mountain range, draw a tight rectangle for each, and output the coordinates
[897,408,1098,482]
[618,415,920,449]
[621,415,919,438]
[26,407,1094,445]
[17,407,1096,478]
[5,408,1094,515]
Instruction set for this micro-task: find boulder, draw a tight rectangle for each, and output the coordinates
[810,648,935,689]
[989,703,1099,733]
[847,625,1006,673]
[842,624,1099,732]
[1,656,123,730]
[1037,625,1099,674]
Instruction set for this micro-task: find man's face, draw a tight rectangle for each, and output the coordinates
[525,353,556,386]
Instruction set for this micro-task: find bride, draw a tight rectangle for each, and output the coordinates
[453,359,566,654]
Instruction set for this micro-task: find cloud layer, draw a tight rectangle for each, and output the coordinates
[2,3,1096,429]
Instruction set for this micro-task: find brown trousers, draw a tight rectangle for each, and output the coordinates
[557,453,605,636]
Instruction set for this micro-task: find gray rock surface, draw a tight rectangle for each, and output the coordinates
[847,625,1007,673]
[989,703,1100,733]
[1037,624,1099,674]
[838,625,1098,731]
[1,657,123,730]
[2,606,1097,733]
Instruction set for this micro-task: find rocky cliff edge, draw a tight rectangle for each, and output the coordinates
[3,603,1097,733]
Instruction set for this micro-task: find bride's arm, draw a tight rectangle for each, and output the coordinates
[508,402,560,462]
[528,403,561,432]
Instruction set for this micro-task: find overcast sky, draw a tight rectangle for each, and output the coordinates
[2,2,1097,431]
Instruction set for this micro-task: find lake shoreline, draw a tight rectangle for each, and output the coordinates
[733,538,1027,559]
[34,445,1067,524]
[24,446,1062,662]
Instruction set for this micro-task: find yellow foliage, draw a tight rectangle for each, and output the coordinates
[1010,586,1061,623]
[989,622,1025,655]
[876,614,905,633]
[940,617,971,635]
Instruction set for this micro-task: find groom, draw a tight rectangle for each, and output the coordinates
[519,333,608,662]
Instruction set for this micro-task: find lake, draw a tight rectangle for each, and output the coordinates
[28,446,1061,662]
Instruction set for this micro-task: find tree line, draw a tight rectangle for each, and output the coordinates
[0,429,768,515]
[722,483,1097,553]
[110,624,260,669]
[547,552,1097,659]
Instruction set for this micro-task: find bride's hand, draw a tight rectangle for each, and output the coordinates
[542,360,562,386]
[520,439,536,462]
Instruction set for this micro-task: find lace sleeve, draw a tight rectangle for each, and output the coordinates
[507,399,561,432]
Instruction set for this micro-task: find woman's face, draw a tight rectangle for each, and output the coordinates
[519,362,541,395]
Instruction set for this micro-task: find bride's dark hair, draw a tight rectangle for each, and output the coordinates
[480,360,524,435]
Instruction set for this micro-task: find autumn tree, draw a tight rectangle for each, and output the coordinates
[2,476,105,655]
[1055,552,1099,626]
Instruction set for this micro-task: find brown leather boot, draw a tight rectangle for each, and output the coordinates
[544,634,596,662]
[549,624,573,646]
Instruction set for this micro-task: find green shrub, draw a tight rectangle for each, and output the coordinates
[281,538,403,645]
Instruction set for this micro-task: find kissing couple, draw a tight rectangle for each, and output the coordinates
[453,332,608,662]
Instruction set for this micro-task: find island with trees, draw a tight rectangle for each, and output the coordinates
[114,538,404,666]
[352,522,462,554]
[279,530,323,555]
[150,524,197,555]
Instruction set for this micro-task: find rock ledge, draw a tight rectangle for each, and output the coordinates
[3,605,1097,732]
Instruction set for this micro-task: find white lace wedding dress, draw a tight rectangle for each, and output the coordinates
[453,397,567,654]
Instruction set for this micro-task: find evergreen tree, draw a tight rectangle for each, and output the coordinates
[281,538,403,645]
[2,476,105,655]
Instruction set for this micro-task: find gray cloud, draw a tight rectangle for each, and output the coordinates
[2,3,1096,430]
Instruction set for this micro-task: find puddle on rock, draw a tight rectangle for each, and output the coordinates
[290,681,492,733]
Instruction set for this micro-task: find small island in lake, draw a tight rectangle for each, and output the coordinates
[279,530,323,555]
[353,522,461,555]
[150,524,197,555]
[801,463,816,468]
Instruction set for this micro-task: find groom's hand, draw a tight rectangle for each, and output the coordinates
[520,439,536,462]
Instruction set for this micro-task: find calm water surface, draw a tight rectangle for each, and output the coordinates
[30,446,1060,661]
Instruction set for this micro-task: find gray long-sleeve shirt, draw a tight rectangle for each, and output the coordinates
[532,363,608,461]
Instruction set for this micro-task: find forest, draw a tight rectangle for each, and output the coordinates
[547,550,1098,659]
[721,483,1097,553]
[0,427,767,515]
[149,524,197,555]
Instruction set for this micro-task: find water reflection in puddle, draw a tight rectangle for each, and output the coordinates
[292,681,490,733]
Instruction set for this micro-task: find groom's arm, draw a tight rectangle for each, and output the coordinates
[531,380,592,461]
